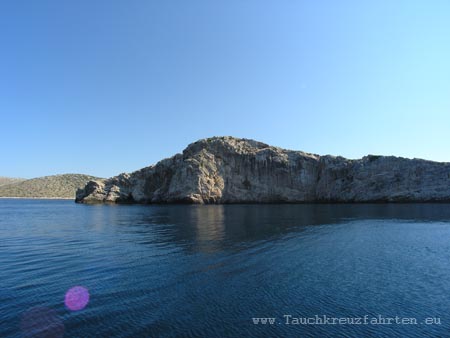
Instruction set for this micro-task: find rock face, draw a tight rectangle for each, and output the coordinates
[76,136,450,204]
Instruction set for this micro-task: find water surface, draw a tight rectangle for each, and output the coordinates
[1,200,450,337]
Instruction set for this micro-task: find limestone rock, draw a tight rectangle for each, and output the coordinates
[75,137,450,204]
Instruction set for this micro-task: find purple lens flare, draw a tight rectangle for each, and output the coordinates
[65,286,90,311]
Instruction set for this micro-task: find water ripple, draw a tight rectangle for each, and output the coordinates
[2,200,450,337]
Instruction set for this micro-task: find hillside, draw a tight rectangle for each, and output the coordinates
[76,136,450,204]
[0,177,25,186]
[0,174,103,199]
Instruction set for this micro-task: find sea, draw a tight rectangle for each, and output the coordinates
[1,199,450,337]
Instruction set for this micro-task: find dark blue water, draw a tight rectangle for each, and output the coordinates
[2,200,450,337]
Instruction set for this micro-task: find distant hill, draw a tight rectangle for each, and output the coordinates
[0,177,25,186]
[0,174,103,199]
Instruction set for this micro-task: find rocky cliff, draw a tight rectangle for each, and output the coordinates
[76,136,450,204]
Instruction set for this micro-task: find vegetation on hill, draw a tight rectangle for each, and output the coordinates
[0,174,102,199]
[0,177,25,186]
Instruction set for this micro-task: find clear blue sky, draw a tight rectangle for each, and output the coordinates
[1,1,450,178]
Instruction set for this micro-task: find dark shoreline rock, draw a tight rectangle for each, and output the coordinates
[76,137,450,204]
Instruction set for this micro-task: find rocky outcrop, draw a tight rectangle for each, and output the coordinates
[76,136,450,204]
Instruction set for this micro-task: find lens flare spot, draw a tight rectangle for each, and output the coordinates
[65,286,89,311]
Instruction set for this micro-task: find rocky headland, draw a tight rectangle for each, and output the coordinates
[76,136,450,204]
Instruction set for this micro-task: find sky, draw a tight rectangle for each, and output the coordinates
[1,0,450,178]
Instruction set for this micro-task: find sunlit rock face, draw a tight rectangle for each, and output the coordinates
[76,137,450,204]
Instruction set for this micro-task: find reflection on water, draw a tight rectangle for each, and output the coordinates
[121,204,450,253]
[1,200,450,337]
[189,206,225,253]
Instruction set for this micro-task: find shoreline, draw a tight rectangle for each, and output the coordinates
[0,197,73,200]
